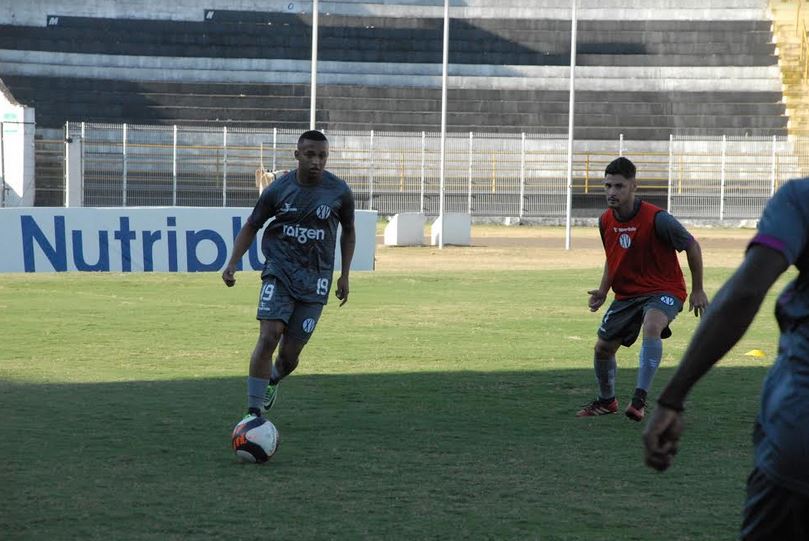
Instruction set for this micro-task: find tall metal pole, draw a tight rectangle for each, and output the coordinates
[310,0,319,130]
[438,0,449,249]
[564,0,577,250]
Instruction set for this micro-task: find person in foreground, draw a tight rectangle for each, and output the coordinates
[578,157,709,421]
[222,130,356,419]
[644,178,809,540]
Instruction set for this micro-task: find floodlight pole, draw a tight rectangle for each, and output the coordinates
[565,0,578,250]
[438,0,449,249]
[310,0,319,130]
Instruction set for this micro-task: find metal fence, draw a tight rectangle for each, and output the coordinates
[57,122,809,220]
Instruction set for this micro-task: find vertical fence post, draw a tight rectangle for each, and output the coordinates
[272,127,277,171]
[667,134,673,212]
[719,135,726,221]
[81,122,85,206]
[369,130,374,210]
[222,126,228,207]
[420,131,425,213]
[519,132,526,219]
[122,123,128,207]
[467,132,473,215]
[770,134,777,195]
[0,121,5,208]
[172,125,178,206]
[619,133,624,157]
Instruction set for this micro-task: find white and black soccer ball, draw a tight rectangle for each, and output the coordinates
[231,416,279,464]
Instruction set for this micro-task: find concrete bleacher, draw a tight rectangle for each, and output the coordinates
[0,0,785,140]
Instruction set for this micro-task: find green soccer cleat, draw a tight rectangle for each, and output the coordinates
[262,382,279,412]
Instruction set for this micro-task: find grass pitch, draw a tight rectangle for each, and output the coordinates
[0,236,787,540]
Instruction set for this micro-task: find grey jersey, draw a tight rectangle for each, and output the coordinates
[247,170,355,304]
[749,178,809,496]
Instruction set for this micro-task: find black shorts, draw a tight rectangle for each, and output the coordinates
[256,277,324,344]
[741,467,809,540]
[597,293,683,347]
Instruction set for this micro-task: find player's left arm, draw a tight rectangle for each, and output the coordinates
[335,190,356,307]
[684,239,708,317]
[655,211,708,316]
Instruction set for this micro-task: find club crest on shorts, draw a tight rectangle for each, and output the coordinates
[302,318,317,333]
[315,205,332,220]
[660,295,675,306]
[619,233,632,249]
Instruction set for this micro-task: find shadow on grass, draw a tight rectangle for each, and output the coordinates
[1,366,769,541]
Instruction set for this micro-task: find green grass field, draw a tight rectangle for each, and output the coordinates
[0,266,788,540]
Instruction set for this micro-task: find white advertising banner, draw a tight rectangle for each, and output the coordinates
[0,207,377,273]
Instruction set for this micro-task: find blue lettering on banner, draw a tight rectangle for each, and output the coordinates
[72,229,110,271]
[186,229,227,272]
[142,230,161,272]
[114,217,135,272]
[18,213,265,273]
[22,215,67,271]
[167,217,178,272]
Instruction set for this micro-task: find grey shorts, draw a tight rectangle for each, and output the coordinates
[256,277,324,344]
[597,293,683,347]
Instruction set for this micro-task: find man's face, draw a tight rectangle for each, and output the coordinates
[603,173,636,209]
[295,139,329,180]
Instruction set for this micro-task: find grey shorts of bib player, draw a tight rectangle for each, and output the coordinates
[597,293,683,347]
[256,276,324,344]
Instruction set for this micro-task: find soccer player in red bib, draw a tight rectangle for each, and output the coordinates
[577,157,709,421]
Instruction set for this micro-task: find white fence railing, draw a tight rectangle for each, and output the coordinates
[61,122,808,220]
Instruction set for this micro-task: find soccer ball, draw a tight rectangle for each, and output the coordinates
[231,415,279,464]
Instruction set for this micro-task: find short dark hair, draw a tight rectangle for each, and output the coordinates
[605,157,636,179]
[298,130,328,144]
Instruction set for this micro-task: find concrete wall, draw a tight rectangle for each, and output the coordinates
[2,0,768,26]
[0,82,36,207]
[0,50,782,93]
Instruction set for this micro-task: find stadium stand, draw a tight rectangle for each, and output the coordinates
[0,0,786,139]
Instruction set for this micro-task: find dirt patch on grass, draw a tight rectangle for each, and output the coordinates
[374,226,752,272]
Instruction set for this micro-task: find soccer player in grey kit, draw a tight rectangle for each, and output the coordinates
[644,178,809,539]
[222,130,356,419]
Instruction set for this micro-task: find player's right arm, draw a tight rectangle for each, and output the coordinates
[588,214,611,311]
[588,262,610,312]
[222,184,278,287]
[222,221,261,287]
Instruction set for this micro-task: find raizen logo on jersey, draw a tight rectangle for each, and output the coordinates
[15,213,265,272]
[283,224,326,244]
